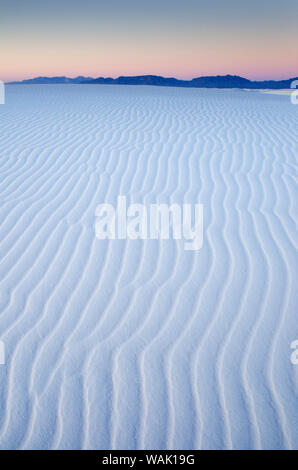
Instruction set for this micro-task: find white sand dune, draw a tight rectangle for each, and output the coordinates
[259,89,294,95]
[0,85,297,449]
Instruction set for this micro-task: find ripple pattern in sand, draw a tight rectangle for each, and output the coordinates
[0,85,297,449]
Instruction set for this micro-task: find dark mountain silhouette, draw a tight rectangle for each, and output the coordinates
[8,76,91,84]
[7,74,298,89]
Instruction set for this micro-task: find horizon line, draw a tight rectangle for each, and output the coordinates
[5,72,298,84]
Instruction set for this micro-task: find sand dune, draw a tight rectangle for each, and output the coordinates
[0,85,297,449]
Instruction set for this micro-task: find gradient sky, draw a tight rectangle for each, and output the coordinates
[1,0,297,81]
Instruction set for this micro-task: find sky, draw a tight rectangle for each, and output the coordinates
[0,0,297,82]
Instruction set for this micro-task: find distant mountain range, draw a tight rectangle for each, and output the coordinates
[8,76,92,85]
[7,74,298,89]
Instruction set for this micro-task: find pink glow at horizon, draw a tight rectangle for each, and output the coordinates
[2,40,297,82]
